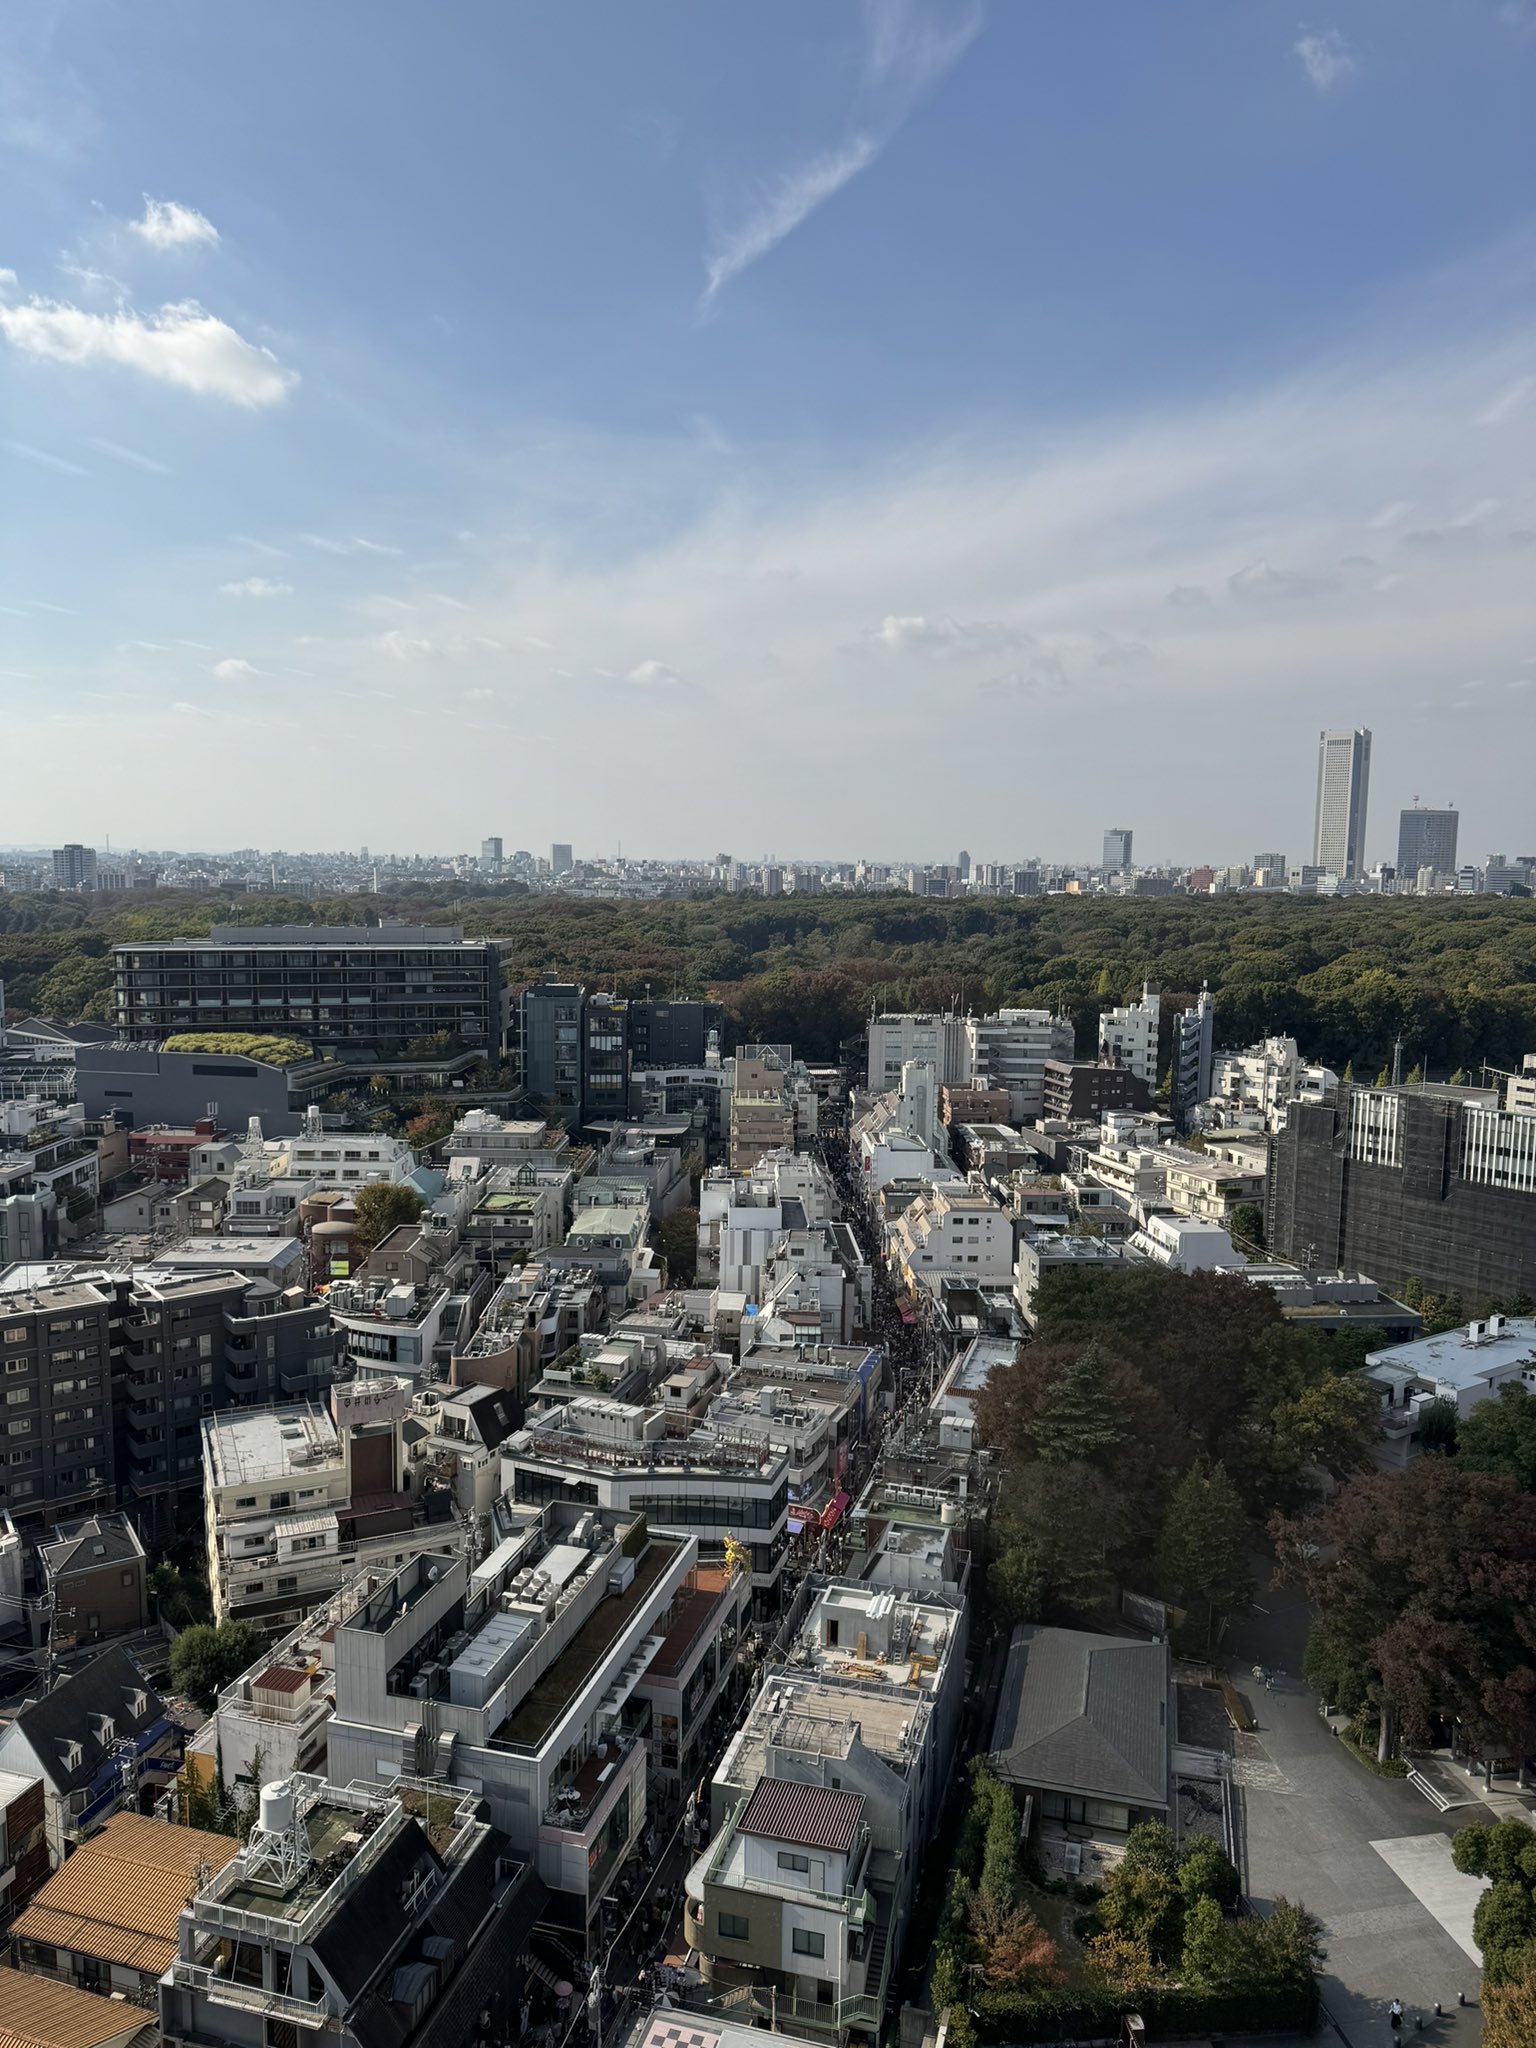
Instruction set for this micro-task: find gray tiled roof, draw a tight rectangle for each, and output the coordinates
[989,1625,1170,1809]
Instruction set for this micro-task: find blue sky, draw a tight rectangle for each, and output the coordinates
[1,0,1533,863]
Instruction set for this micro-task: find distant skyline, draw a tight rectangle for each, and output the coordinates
[1,3,1533,854]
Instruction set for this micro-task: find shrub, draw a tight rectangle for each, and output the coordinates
[163,1032,312,1066]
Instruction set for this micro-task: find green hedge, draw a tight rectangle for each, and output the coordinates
[970,1975,1319,2041]
[162,1031,313,1066]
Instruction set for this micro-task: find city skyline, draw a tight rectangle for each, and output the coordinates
[0,4,1532,851]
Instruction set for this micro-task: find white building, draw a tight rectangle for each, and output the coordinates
[963,1009,1074,1122]
[1366,1314,1536,1469]
[1097,984,1160,1087]
[1125,1211,1243,1273]
[699,1154,838,1297]
[886,1184,1015,1293]
[271,1105,418,1187]
[1209,1036,1338,1128]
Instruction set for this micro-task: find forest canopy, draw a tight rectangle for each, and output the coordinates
[2,886,1533,1071]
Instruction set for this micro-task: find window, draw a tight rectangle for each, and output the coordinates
[778,1851,811,1873]
[277,1575,297,1592]
[5,1390,29,1407]
[792,1929,826,1958]
[234,1496,257,1508]
[717,1912,749,1942]
[2,1329,26,1346]
[5,1362,28,1376]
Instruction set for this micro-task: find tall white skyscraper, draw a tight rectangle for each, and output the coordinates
[1313,728,1371,879]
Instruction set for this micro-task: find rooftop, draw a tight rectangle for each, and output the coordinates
[1366,1315,1536,1391]
[0,1966,153,2048]
[204,1402,340,1487]
[990,1624,1170,1809]
[492,1533,681,1749]
[11,1814,239,1977]
[738,1778,863,1855]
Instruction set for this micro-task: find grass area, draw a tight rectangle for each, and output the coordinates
[1339,1729,1410,1778]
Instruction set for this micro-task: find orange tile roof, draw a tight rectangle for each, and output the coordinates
[10,1814,238,1978]
[0,1967,151,2048]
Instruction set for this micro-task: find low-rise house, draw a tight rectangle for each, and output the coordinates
[989,1625,1173,1858]
[10,1813,238,1997]
[0,1769,49,1917]
[0,1965,155,2048]
[1366,1314,1536,1468]
[37,1515,147,1646]
[0,1648,182,1867]
[158,1775,546,2048]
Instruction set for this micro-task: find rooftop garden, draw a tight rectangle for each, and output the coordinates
[163,1032,315,1065]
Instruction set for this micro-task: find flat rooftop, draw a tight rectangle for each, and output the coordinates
[205,1403,340,1486]
[492,1534,680,1750]
[1367,1317,1536,1391]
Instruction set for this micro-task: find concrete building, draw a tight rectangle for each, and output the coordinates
[1314,727,1372,879]
[1209,1036,1338,1128]
[1161,1142,1265,1223]
[1102,828,1133,872]
[1015,1230,1140,1327]
[158,1772,545,2048]
[962,1010,1074,1124]
[730,1051,817,1172]
[1125,1211,1243,1273]
[885,1185,1014,1295]
[201,1381,460,1630]
[75,1041,325,1140]
[1041,1059,1149,1121]
[634,1560,750,1799]
[865,1015,965,1094]
[324,1507,691,1948]
[1397,804,1458,881]
[112,925,513,1057]
[463,1172,565,1274]
[1169,984,1214,1129]
[1097,984,1160,1087]
[698,1154,837,1297]
[501,1398,791,1615]
[1365,1314,1536,1469]
[51,847,97,893]
[1268,1080,1536,1309]
[183,1592,348,1794]
[688,1576,966,2042]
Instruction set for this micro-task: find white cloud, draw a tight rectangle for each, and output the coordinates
[0,267,15,288]
[4,439,88,476]
[628,659,684,687]
[702,0,983,305]
[873,612,1030,653]
[374,630,433,659]
[130,197,219,251]
[1476,375,1534,427]
[1294,29,1355,92]
[1227,558,1337,601]
[220,577,292,598]
[172,700,216,717]
[211,657,257,680]
[0,292,296,405]
[302,533,401,556]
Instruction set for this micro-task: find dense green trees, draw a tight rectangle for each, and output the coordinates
[975,1268,1377,1627]
[350,1182,426,1257]
[1458,1384,1536,1492]
[170,1619,262,1706]
[1453,1820,1536,1986]
[4,886,1535,1073]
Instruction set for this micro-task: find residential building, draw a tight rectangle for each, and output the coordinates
[448,1264,604,1402]
[543,1205,659,1309]
[1102,828,1133,871]
[38,1515,147,1645]
[962,1010,1074,1123]
[1169,983,1215,1129]
[1096,984,1160,1086]
[865,1015,965,1094]
[552,841,574,874]
[446,1107,574,1173]
[1268,1080,1536,1309]
[272,1109,418,1188]
[1365,1315,1536,1469]
[1161,1143,1265,1223]
[1125,1212,1242,1273]
[520,979,585,1117]
[183,1593,347,1794]
[0,1647,182,1868]
[1041,1059,1149,1121]
[688,1576,966,2042]
[1508,1054,1536,1116]
[1209,1036,1338,1128]
[939,1083,1010,1127]
[112,925,513,1056]
[1313,727,1372,878]
[850,1068,958,1193]
[885,1185,1014,1295]
[730,1051,817,1172]
[0,1968,153,2048]
[0,1770,49,1918]
[0,1277,115,1526]
[989,1626,1172,1859]
[201,1381,461,1630]
[463,1172,565,1274]
[501,1398,791,1615]
[158,1772,546,2048]
[698,1154,838,1297]
[51,848,97,893]
[324,1506,692,1947]
[11,1813,239,1998]
[1397,804,1458,880]
[1014,1230,1140,1327]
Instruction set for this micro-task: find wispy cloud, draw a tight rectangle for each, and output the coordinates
[627,658,684,687]
[211,657,257,680]
[130,196,219,250]
[85,436,170,474]
[701,0,983,306]
[219,577,293,598]
[301,533,402,557]
[1293,28,1355,91]
[0,290,296,404]
[4,439,88,476]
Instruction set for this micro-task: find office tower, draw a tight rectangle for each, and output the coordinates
[1313,728,1372,878]
[550,842,574,876]
[1103,828,1133,871]
[480,835,503,866]
[113,925,513,1055]
[1396,805,1458,880]
[957,848,972,880]
[1251,852,1286,886]
[51,844,98,891]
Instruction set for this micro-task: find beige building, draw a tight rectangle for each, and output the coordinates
[885,1184,1014,1294]
[729,1050,817,1171]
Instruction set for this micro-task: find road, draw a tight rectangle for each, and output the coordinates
[1225,1571,1494,2046]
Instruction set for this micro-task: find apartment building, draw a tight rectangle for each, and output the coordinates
[158,1773,545,2048]
[865,1015,966,1094]
[698,1154,837,1296]
[1015,1230,1140,1327]
[201,1381,458,1630]
[112,925,514,1056]
[183,1592,348,1794]
[1097,984,1161,1086]
[324,1504,694,1948]
[447,1264,605,1402]
[501,1397,791,1616]
[1161,1145,1265,1223]
[0,1278,116,1527]
[885,1185,1014,1295]
[730,1052,817,1172]
[688,1577,966,2043]
[1209,1035,1338,1128]
[463,1173,565,1274]
[963,1010,1074,1122]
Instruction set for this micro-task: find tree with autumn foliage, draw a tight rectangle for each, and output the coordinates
[1275,1461,1536,1766]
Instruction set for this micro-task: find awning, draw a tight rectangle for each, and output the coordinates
[821,1491,852,1531]
[787,1516,807,1535]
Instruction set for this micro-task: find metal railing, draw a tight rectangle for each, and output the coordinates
[171,1961,332,2027]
